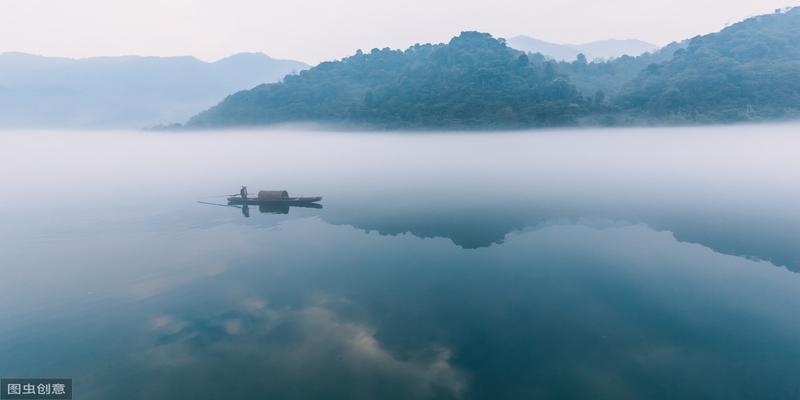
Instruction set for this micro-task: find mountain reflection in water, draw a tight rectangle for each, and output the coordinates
[216,198,800,273]
[1,126,799,399]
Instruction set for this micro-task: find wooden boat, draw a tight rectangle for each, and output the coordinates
[227,190,322,205]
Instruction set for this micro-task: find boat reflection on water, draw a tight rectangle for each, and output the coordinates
[197,200,322,217]
[248,202,322,216]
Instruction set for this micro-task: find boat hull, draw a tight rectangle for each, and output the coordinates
[227,196,322,204]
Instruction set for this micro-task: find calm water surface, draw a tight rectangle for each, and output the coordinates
[1,125,799,399]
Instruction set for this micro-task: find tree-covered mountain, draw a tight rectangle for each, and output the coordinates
[187,8,800,129]
[0,52,307,128]
[617,7,800,122]
[549,41,687,100]
[187,32,587,129]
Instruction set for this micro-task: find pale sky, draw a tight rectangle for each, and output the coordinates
[0,0,796,64]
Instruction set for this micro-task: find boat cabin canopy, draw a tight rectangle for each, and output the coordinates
[258,190,289,200]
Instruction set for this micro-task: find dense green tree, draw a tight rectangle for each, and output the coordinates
[617,7,800,122]
[593,90,605,106]
[543,41,687,100]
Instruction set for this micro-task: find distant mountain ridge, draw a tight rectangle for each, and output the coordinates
[507,36,659,61]
[6,7,800,130]
[0,52,308,128]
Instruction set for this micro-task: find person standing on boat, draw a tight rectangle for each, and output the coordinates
[240,185,248,201]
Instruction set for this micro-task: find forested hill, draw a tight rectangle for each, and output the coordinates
[187,32,586,129]
[550,40,688,100]
[186,8,800,129]
[618,7,800,122]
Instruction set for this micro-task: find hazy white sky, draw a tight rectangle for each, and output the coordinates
[0,0,795,64]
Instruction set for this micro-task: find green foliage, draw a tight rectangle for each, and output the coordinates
[188,32,586,129]
[617,7,800,122]
[187,8,800,129]
[547,41,687,100]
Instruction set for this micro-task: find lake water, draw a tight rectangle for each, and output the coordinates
[1,125,799,399]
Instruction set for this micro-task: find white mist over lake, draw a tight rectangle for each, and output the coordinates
[1,124,800,399]
[2,124,798,209]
